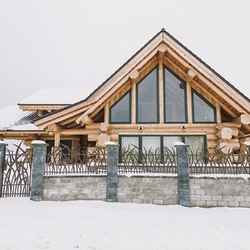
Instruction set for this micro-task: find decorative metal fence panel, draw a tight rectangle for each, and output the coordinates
[1,144,32,197]
[189,147,250,175]
[118,146,177,174]
[44,144,250,176]
[45,145,107,175]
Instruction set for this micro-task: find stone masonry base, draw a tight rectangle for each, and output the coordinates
[43,175,250,208]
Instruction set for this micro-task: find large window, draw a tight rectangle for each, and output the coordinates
[109,65,216,125]
[120,135,206,154]
[164,67,187,123]
[192,90,216,123]
[110,90,131,123]
[136,67,159,123]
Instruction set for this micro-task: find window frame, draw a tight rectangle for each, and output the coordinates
[163,66,188,124]
[119,135,207,154]
[192,89,216,124]
[136,66,159,124]
[109,89,131,124]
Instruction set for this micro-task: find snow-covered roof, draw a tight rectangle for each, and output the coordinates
[0,106,39,131]
[19,88,94,105]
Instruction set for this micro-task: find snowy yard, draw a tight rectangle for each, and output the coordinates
[1,198,250,250]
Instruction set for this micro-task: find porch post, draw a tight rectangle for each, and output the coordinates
[106,142,119,202]
[175,143,190,207]
[30,140,48,201]
[0,142,7,197]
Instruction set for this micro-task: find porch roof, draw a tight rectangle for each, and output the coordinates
[0,106,39,131]
[18,88,94,106]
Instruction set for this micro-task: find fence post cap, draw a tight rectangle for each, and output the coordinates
[244,141,250,146]
[0,141,8,146]
[31,140,46,145]
[105,141,117,146]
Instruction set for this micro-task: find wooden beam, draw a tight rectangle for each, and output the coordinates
[54,133,61,147]
[46,124,62,133]
[185,69,197,82]
[186,81,192,124]
[104,103,109,123]
[76,114,93,126]
[232,114,250,125]
[157,44,167,60]
[131,82,136,124]
[129,70,139,83]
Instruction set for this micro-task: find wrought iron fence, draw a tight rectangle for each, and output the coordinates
[1,143,32,197]
[44,144,250,175]
[189,146,250,175]
[118,145,177,174]
[45,145,107,175]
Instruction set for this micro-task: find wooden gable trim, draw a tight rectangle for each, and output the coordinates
[34,30,250,132]
[76,43,164,125]
[162,33,250,114]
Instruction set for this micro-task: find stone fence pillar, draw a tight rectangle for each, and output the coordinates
[105,142,119,202]
[175,143,190,207]
[30,140,48,201]
[0,142,7,197]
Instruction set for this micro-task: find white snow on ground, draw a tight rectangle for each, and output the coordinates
[1,198,250,250]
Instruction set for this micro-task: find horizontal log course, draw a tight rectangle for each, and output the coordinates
[216,123,241,129]
[88,133,99,142]
[206,134,218,141]
[110,134,118,142]
[206,141,218,149]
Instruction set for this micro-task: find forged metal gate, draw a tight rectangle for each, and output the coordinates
[0,144,32,197]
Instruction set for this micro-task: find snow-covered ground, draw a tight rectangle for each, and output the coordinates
[1,198,250,250]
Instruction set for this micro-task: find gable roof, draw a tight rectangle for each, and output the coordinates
[34,29,250,129]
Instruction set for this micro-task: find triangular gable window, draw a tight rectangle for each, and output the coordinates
[109,65,217,124]
[192,89,216,123]
[110,90,131,123]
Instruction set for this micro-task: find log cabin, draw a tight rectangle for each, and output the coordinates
[1,29,250,156]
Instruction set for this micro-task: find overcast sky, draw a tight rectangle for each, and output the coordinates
[0,0,249,110]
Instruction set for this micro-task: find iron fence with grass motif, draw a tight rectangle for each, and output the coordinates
[189,146,250,175]
[45,145,107,175]
[44,144,250,175]
[118,145,177,174]
[1,143,32,197]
